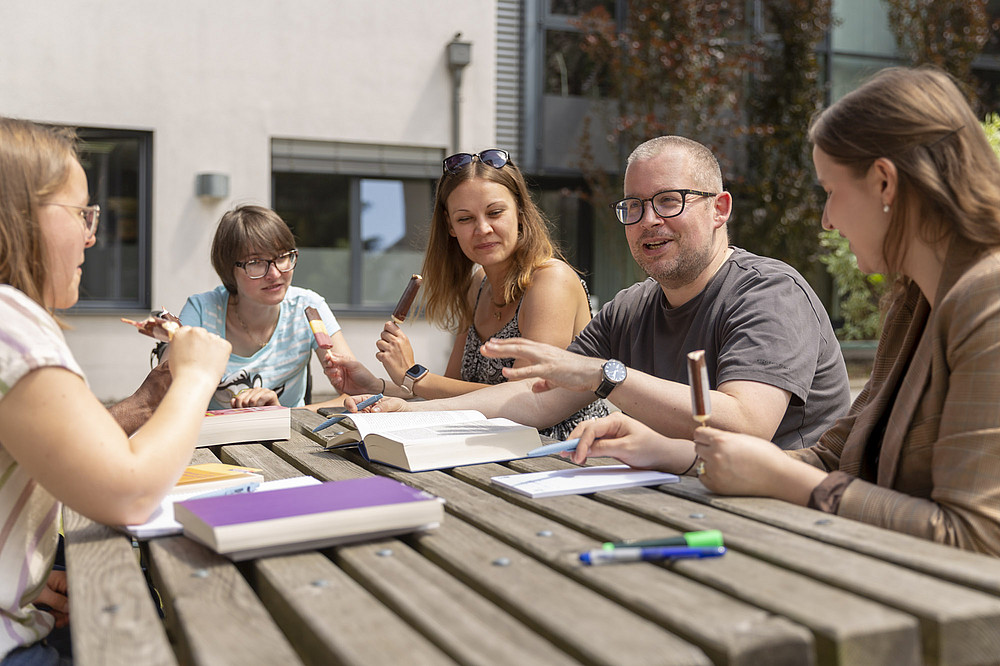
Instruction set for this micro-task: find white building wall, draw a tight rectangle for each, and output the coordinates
[0,1,497,401]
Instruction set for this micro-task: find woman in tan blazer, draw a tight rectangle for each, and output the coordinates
[565,66,1000,555]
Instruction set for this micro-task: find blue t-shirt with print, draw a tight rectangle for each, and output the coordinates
[180,285,340,409]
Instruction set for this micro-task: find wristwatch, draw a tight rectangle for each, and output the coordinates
[595,359,626,399]
[402,363,429,395]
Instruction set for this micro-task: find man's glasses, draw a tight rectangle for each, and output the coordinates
[43,203,101,238]
[234,250,299,279]
[610,189,717,225]
[443,149,511,174]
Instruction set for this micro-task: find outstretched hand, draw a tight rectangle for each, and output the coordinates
[343,394,408,414]
[322,351,383,396]
[565,412,688,471]
[480,337,603,394]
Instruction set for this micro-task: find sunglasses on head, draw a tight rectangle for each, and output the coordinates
[442,149,511,174]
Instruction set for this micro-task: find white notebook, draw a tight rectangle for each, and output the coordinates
[491,465,678,498]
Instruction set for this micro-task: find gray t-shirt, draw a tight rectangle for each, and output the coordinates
[568,247,850,450]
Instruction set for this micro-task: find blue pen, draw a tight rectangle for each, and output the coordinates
[525,438,580,458]
[579,545,726,565]
[313,393,383,432]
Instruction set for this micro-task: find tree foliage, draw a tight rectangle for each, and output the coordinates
[575,1,831,283]
[883,0,997,98]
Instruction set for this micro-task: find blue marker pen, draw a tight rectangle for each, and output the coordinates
[525,438,580,458]
[579,545,726,565]
[313,393,384,432]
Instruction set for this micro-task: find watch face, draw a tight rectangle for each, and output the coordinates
[406,364,429,379]
[604,360,627,382]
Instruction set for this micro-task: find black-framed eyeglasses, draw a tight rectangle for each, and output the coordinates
[43,202,101,238]
[234,249,298,279]
[443,149,511,174]
[610,189,717,225]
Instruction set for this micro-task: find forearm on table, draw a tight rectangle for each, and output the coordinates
[609,371,784,440]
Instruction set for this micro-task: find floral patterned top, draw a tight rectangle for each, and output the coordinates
[460,278,609,440]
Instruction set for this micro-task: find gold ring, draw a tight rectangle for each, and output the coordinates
[696,460,706,476]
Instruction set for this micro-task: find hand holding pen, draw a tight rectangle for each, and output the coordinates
[313,393,383,432]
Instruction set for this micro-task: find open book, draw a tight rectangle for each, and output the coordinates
[322,410,541,472]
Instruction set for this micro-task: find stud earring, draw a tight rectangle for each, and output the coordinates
[883,204,890,213]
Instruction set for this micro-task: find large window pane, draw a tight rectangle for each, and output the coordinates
[74,128,151,309]
[273,171,431,310]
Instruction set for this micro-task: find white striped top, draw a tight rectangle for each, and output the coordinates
[0,285,84,659]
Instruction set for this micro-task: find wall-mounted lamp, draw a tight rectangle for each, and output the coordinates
[195,172,230,199]
[447,33,472,153]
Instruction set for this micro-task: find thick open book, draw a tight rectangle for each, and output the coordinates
[322,410,541,472]
[198,405,290,447]
[174,476,444,561]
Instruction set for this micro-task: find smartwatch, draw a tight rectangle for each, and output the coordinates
[402,363,429,395]
[595,359,626,399]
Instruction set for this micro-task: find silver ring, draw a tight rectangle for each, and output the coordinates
[696,460,706,477]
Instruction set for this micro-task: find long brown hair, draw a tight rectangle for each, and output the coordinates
[809,67,1000,275]
[421,156,565,331]
[0,117,79,308]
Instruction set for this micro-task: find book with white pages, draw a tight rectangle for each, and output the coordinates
[320,410,542,472]
[490,465,679,498]
[119,475,322,539]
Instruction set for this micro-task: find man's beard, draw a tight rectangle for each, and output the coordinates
[633,233,716,290]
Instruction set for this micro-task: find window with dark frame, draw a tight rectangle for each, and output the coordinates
[73,128,153,310]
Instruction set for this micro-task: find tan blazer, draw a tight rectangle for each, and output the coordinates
[793,237,1000,555]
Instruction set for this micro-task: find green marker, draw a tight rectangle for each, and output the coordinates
[601,529,723,551]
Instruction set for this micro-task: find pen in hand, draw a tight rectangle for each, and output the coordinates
[313,393,384,432]
[526,438,580,458]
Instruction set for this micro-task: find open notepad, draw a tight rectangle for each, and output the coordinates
[322,410,541,472]
[491,465,679,498]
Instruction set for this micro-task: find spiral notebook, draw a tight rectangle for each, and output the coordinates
[491,465,678,498]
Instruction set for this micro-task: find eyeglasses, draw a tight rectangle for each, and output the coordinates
[43,203,101,238]
[234,249,298,279]
[443,149,511,174]
[610,189,717,225]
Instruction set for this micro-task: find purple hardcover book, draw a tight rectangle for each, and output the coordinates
[174,476,444,560]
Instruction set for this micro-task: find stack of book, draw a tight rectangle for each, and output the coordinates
[197,405,291,447]
[174,476,444,560]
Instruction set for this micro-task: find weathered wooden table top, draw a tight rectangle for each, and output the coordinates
[62,408,1000,666]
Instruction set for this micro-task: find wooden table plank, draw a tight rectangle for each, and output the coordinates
[663,478,1000,596]
[450,462,919,666]
[508,459,1000,666]
[218,442,302,480]
[253,549,457,665]
[145,536,302,666]
[415,516,712,665]
[333,537,578,666]
[271,428,373,482]
[62,508,177,666]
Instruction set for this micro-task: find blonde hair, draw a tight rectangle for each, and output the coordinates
[809,67,1000,274]
[0,117,79,308]
[421,156,565,331]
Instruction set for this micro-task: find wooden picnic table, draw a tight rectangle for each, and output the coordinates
[62,408,1000,666]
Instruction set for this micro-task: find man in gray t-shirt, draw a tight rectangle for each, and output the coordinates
[380,135,849,460]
